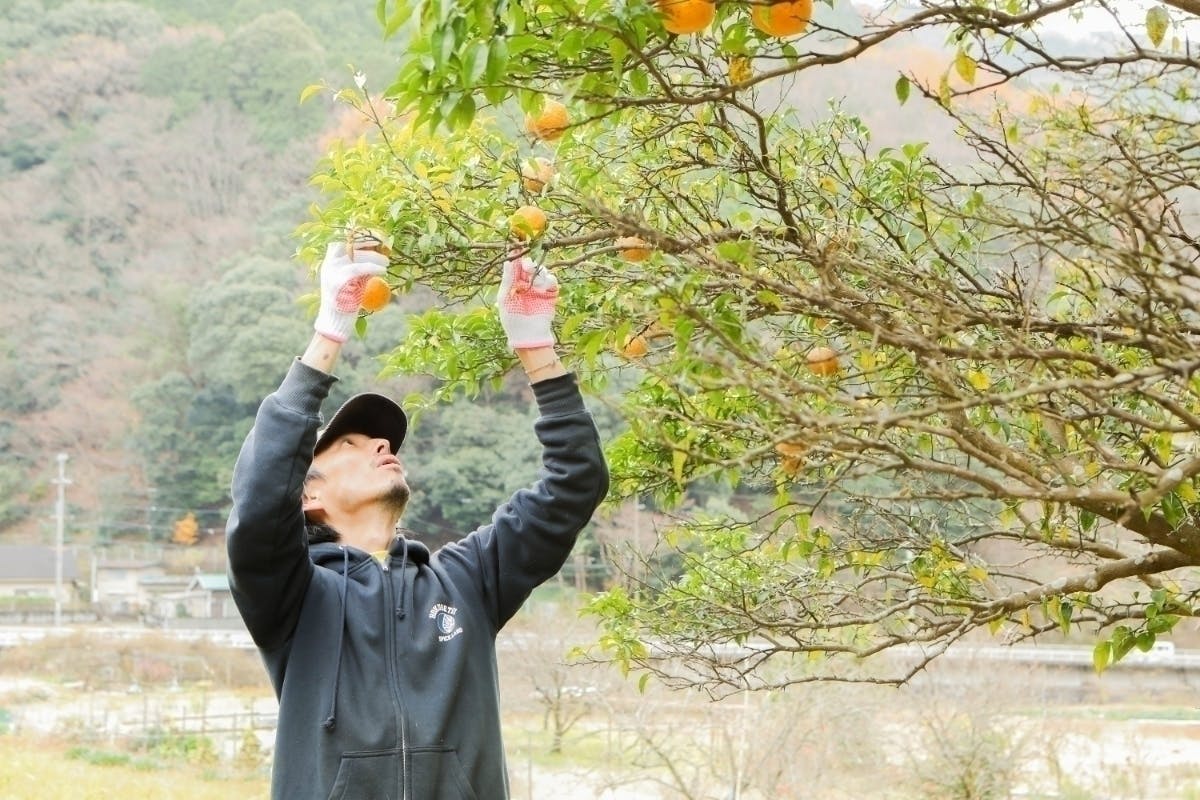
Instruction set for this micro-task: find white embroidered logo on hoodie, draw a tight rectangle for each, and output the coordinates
[429,603,463,642]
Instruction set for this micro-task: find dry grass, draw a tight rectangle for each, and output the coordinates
[0,631,264,690]
[0,735,268,800]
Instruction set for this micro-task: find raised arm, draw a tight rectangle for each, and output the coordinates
[225,241,387,649]
[442,251,609,626]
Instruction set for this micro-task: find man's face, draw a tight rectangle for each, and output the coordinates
[304,433,410,521]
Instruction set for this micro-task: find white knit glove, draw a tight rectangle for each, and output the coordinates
[313,242,389,343]
[499,251,559,349]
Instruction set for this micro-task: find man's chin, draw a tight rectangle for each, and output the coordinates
[384,483,411,515]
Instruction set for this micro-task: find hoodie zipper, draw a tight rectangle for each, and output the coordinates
[379,556,411,800]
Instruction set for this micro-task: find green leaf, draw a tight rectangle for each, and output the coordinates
[1057,599,1073,635]
[449,93,476,129]
[1162,492,1186,529]
[560,29,586,60]
[630,68,650,95]
[486,37,509,85]
[384,2,414,38]
[672,449,687,485]
[965,369,990,390]
[1092,640,1112,674]
[1111,626,1134,660]
[1146,5,1169,48]
[299,83,324,104]
[954,49,977,84]
[637,672,651,693]
[938,72,952,106]
[461,40,489,86]
[609,38,629,78]
[895,75,910,105]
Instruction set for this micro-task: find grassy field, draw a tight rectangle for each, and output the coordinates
[0,736,269,800]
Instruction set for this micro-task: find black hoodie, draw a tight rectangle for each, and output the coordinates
[226,359,609,800]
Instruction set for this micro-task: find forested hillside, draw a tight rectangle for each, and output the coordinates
[0,0,962,550]
[0,0,435,544]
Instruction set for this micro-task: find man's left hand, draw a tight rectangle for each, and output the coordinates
[499,251,559,350]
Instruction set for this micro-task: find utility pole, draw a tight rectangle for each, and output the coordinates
[53,453,70,627]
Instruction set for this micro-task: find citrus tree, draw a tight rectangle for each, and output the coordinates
[297,0,1200,692]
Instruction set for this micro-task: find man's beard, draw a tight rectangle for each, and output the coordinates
[382,481,411,516]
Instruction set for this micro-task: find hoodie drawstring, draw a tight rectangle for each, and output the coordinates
[321,546,350,732]
[393,538,413,800]
[395,539,410,621]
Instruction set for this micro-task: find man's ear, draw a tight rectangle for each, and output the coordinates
[302,471,326,519]
[302,492,326,518]
[302,467,327,517]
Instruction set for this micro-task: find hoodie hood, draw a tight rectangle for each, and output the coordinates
[309,537,432,571]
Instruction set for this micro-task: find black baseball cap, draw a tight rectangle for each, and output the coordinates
[314,393,408,456]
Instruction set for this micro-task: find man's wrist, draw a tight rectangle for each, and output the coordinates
[301,331,343,375]
[516,347,567,383]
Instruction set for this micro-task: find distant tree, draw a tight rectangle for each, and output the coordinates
[402,398,546,545]
[131,256,307,517]
[140,30,228,119]
[185,255,312,404]
[130,253,427,525]
[40,0,164,44]
[171,512,200,546]
[0,463,30,530]
[503,603,604,755]
[0,1,44,61]
[234,725,265,772]
[299,0,1200,693]
[221,11,327,147]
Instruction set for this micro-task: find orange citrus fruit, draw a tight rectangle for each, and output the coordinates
[509,205,548,240]
[521,157,557,193]
[774,440,807,458]
[806,345,839,376]
[658,0,716,34]
[774,440,808,477]
[619,335,650,359]
[524,100,570,142]
[359,275,391,313]
[751,0,813,37]
[615,236,653,262]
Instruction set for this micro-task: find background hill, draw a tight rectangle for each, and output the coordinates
[0,0,417,542]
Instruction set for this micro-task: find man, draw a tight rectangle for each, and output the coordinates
[225,238,609,799]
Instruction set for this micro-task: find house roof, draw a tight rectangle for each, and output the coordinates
[189,573,230,592]
[0,545,80,581]
[139,575,193,588]
[95,560,162,570]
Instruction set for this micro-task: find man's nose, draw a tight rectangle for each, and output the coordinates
[372,438,390,454]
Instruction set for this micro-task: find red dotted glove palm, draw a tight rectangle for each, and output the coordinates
[499,251,559,350]
[313,241,389,343]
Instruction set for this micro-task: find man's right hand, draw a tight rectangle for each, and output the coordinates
[313,241,389,343]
